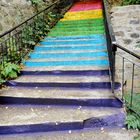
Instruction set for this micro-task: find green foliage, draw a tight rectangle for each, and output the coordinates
[22,11,60,47]
[125,112,140,130]
[28,0,42,5]
[122,0,140,5]
[124,93,140,115]
[27,0,45,12]
[6,38,22,63]
[0,62,20,80]
[134,134,140,140]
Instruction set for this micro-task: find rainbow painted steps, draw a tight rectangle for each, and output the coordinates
[0,0,124,136]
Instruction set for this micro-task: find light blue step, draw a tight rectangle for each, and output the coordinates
[29,52,108,59]
[25,60,109,67]
[45,34,105,40]
[40,39,106,45]
[34,45,107,51]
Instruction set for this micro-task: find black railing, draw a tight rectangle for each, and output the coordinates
[103,0,140,116]
[0,0,73,65]
[102,0,116,93]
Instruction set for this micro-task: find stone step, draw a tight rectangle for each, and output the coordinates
[51,26,104,32]
[34,45,106,52]
[6,81,120,90]
[48,30,105,36]
[60,9,102,21]
[28,52,108,59]
[39,38,106,45]
[26,57,107,62]
[24,59,109,67]
[45,34,105,40]
[0,87,122,107]
[0,105,125,134]
[37,43,106,47]
[0,87,114,99]
[44,37,105,42]
[53,23,104,29]
[56,18,103,26]
[23,65,109,71]
[33,49,107,53]
[9,75,110,83]
[0,128,136,140]
[20,69,109,76]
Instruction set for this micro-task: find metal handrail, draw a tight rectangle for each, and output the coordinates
[113,43,140,60]
[0,1,58,38]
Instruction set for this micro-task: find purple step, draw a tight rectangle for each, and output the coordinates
[20,70,109,76]
[0,105,124,135]
[0,96,122,107]
[6,81,121,90]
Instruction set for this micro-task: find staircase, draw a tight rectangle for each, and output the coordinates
[0,0,125,136]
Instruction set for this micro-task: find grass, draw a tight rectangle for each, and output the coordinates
[124,93,140,115]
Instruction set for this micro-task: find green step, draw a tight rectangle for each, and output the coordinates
[54,24,104,29]
[57,18,104,26]
[48,30,105,36]
[51,26,104,32]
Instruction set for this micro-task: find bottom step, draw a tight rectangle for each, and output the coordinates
[0,105,125,135]
[0,128,137,140]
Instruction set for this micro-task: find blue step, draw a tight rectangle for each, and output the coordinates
[24,60,109,67]
[34,45,107,51]
[40,39,106,45]
[45,34,105,40]
[29,52,108,59]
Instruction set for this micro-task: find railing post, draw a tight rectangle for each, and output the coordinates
[112,44,117,93]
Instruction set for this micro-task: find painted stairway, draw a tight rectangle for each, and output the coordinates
[0,0,125,136]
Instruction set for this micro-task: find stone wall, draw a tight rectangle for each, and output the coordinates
[111,5,140,93]
[0,0,34,34]
[0,0,55,35]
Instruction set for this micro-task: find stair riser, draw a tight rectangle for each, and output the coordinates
[48,30,105,36]
[34,46,106,51]
[84,112,125,128]
[20,70,109,76]
[25,60,109,67]
[57,18,103,25]
[29,52,108,59]
[5,82,121,90]
[0,122,83,135]
[51,26,104,32]
[45,34,105,40]
[0,97,122,107]
[39,40,106,45]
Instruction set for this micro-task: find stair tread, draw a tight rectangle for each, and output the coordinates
[45,34,105,40]
[40,39,106,44]
[29,52,108,59]
[27,57,108,62]
[0,87,115,99]
[0,128,136,140]
[37,43,106,47]
[24,59,109,67]
[0,105,123,126]
[23,65,109,71]
[33,49,107,53]
[10,75,110,83]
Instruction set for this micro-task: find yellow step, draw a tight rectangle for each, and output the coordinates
[60,9,103,21]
